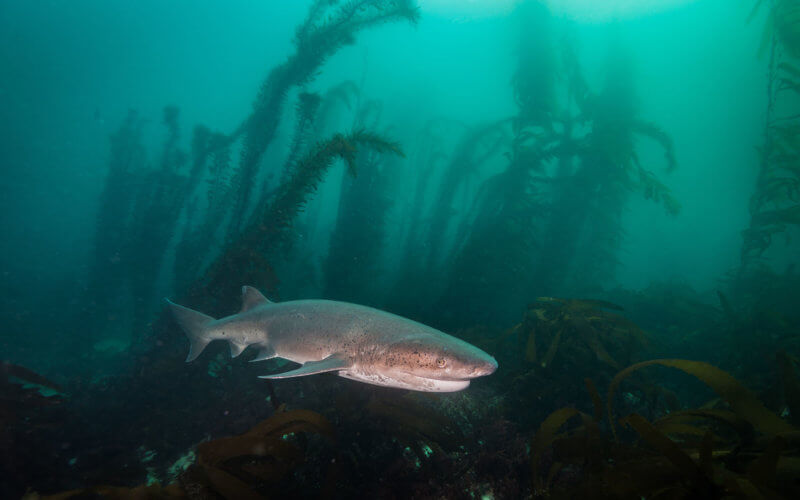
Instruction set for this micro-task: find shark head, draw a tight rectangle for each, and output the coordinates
[374,333,498,392]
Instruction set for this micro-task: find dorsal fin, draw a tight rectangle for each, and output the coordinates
[240,286,271,313]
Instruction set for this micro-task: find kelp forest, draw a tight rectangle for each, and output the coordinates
[4,0,800,498]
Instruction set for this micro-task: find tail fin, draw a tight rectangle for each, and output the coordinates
[165,299,216,362]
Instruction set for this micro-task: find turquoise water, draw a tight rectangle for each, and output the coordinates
[2,1,799,498]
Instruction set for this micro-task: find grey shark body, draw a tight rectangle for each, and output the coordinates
[166,286,497,392]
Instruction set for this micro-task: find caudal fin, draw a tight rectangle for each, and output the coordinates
[165,299,216,362]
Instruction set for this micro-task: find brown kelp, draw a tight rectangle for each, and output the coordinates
[434,2,556,325]
[323,147,398,305]
[164,3,412,314]
[518,297,645,373]
[530,358,799,498]
[34,407,335,500]
[77,1,418,364]
[429,3,679,326]
[423,120,511,275]
[383,118,461,315]
[124,106,191,335]
[543,33,678,295]
[183,130,404,316]
[172,128,235,291]
[85,110,148,344]
[742,0,800,272]
[493,296,649,425]
[227,0,419,237]
[185,406,335,499]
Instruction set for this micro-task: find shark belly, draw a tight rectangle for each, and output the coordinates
[338,369,471,393]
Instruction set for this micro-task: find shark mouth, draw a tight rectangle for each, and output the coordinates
[338,369,471,393]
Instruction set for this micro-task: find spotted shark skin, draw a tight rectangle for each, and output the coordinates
[166,286,498,392]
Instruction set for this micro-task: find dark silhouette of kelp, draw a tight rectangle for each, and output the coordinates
[84,0,416,347]
[183,130,403,317]
[85,110,148,343]
[422,3,678,326]
[33,407,335,500]
[537,31,678,296]
[741,0,800,273]
[1,362,66,499]
[227,0,419,237]
[528,358,800,498]
[323,100,399,305]
[432,3,557,325]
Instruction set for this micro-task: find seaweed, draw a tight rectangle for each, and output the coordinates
[429,2,562,326]
[84,110,148,344]
[34,407,335,500]
[124,106,191,336]
[80,0,418,355]
[172,129,235,290]
[382,118,458,315]
[189,131,403,309]
[518,297,646,373]
[323,100,399,304]
[608,359,796,439]
[741,0,800,272]
[423,120,511,274]
[529,358,799,499]
[227,0,419,237]
[550,36,678,294]
[188,407,335,498]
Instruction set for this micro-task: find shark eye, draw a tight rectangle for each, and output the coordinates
[436,358,447,368]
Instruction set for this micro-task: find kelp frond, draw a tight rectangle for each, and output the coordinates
[742,0,800,270]
[189,130,403,311]
[608,359,796,439]
[629,120,677,172]
[530,358,799,499]
[518,297,645,371]
[229,0,417,235]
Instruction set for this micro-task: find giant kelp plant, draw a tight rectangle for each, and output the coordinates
[322,99,398,305]
[425,4,679,326]
[741,0,800,275]
[549,34,678,294]
[433,2,557,325]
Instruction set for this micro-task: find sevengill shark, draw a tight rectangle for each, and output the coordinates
[166,286,497,392]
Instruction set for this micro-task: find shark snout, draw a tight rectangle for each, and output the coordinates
[461,353,498,378]
[475,356,498,377]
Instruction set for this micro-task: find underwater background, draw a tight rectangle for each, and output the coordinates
[2,0,800,497]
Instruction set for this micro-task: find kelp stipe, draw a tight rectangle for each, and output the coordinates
[323,136,398,304]
[227,0,419,238]
[549,34,678,295]
[434,3,557,325]
[84,110,148,345]
[740,0,800,275]
[176,130,404,318]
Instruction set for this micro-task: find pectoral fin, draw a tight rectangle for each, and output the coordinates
[258,354,349,379]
